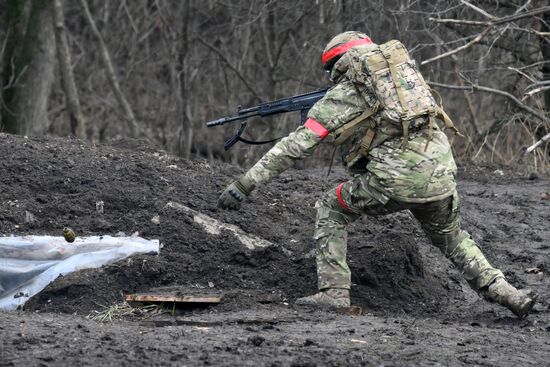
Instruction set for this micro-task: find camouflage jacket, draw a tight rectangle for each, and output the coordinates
[243,47,457,203]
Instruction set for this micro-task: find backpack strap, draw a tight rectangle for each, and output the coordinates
[380,42,409,116]
[402,120,410,149]
[380,42,412,148]
[333,101,380,145]
[424,111,436,152]
[429,88,464,136]
[437,107,463,136]
[358,128,376,157]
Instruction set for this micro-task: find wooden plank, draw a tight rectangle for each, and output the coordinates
[125,293,222,304]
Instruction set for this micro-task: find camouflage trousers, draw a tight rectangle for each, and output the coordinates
[314,174,504,292]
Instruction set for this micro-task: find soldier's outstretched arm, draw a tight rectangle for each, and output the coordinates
[218,81,368,210]
[217,122,327,210]
[244,121,329,184]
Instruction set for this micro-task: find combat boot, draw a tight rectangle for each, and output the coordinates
[482,277,538,318]
[295,288,350,308]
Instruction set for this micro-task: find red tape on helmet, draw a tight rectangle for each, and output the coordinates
[304,118,329,139]
[322,37,373,65]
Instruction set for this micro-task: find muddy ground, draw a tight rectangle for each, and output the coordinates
[0,133,549,366]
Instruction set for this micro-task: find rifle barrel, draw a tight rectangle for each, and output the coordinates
[206,111,258,127]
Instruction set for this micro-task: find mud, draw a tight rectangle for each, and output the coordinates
[0,133,549,366]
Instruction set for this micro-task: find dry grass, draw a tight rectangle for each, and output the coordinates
[87,302,165,323]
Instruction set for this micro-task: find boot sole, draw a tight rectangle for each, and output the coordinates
[512,293,538,319]
[295,302,359,314]
[294,302,351,309]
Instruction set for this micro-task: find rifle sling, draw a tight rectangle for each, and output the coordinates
[237,136,282,145]
[224,120,283,150]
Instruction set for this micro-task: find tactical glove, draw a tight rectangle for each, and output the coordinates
[218,176,255,210]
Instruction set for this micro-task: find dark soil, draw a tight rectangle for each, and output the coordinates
[0,132,549,366]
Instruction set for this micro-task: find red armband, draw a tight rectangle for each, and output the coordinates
[304,118,329,139]
[335,182,350,211]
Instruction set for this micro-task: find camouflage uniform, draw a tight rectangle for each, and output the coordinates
[242,64,504,295]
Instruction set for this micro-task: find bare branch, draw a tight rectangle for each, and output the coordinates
[428,81,547,121]
[524,85,550,98]
[429,5,550,26]
[518,60,550,70]
[426,31,481,135]
[460,0,496,19]
[492,5,550,25]
[507,66,537,83]
[121,0,138,34]
[525,132,550,153]
[525,80,550,90]
[515,0,532,15]
[429,18,488,26]
[0,28,10,63]
[197,36,262,100]
[421,27,492,65]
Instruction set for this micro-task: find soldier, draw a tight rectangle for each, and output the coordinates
[218,31,537,318]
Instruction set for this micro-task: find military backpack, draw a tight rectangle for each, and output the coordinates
[332,40,461,170]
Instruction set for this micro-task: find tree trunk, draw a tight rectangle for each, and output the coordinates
[1,0,29,133]
[179,1,193,158]
[80,0,139,138]
[2,0,56,135]
[51,0,86,139]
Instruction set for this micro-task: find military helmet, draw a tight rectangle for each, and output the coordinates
[322,31,372,70]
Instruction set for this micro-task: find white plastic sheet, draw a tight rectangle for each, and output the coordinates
[0,235,159,310]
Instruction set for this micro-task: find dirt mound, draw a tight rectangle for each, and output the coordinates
[0,133,455,315]
[2,133,549,367]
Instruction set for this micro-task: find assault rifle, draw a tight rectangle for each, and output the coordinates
[206,88,329,150]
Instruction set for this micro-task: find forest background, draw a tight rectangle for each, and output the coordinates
[1,0,549,169]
